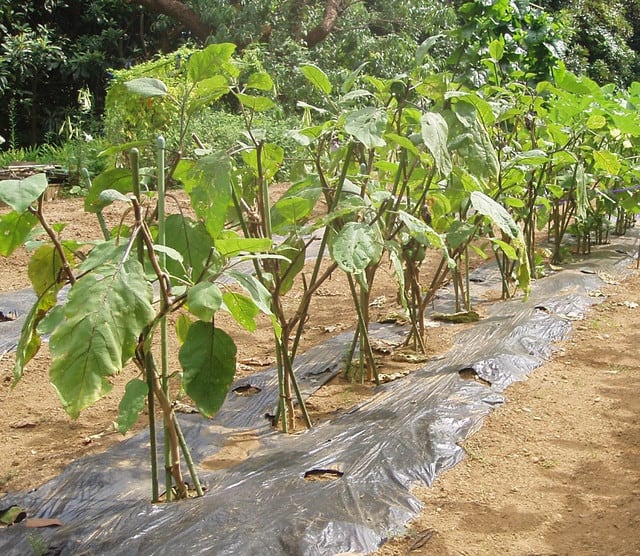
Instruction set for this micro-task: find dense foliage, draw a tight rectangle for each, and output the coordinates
[3,0,640,150]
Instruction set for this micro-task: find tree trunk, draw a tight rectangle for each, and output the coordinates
[304,0,347,48]
[130,0,212,42]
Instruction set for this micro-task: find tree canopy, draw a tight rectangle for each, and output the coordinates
[2,0,640,147]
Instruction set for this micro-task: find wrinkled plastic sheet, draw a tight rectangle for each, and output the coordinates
[0,238,636,555]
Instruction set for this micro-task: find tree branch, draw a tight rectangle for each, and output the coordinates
[129,0,212,42]
[304,0,350,48]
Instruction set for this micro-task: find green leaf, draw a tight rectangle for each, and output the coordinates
[344,107,387,148]
[215,233,271,257]
[189,76,231,114]
[222,291,259,332]
[300,64,332,95]
[124,77,169,98]
[174,152,232,239]
[0,211,38,256]
[445,105,498,179]
[586,113,607,130]
[49,260,155,418]
[593,150,621,175]
[488,38,504,62]
[491,238,518,261]
[246,71,274,91]
[84,168,133,213]
[187,282,223,321]
[273,238,305,295]
[421,112,452,176]
[470,191,520,239]
[179,323,236,418]
[385,133,420,156]
[77,240,128,274]
[397,210,454,267]
[98,189,131,206]
[175,314,192,346]
[188,43,237,82]
[226,269,273,314]
[446,220,477,250]
[164,215,216,285]
[0,173,48,212]
[235,93,274,112]
[28,244,71,308]
[329,222,383,274]
[241,143,284,180]
[117,379,148,434]
[12,301,45,385]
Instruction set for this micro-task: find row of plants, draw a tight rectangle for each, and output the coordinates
[2,41,640,501]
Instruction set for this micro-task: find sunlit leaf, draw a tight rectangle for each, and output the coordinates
[174,152,232,239]
[48,260,154,418]
[124,78,169,97]
[246,72,273,91]
[0,173,48,212]
[421,112,452,176]
[345,107,387,148]
[235,93,275,112]
[300,64,332,95]
[329,222,383,275]
[187,282,223,321]
[222,291,259,332]
[0,211,38,256]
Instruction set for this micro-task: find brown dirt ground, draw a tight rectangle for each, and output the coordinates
[1,193,639,555]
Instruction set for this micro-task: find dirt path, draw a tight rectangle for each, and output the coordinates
[376,272,640,555]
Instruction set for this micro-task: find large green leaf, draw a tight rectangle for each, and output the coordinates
[273,238,306,295]
[593,150,621,176]
[48,260,155,418]
[235,93,275,112]
[187,282,223,321]
[189,75,230,114]
[226,270,273,314]
[28,244,72,308]
[222,291,259,332]
[470,191,520,239]
[174,152,232,239]
[445,104,499,179]
[421,112,452,176]
[329,222,383,275]
[215,232,271,257]
[0,211,38,256]
[246,71,274,91]
[124,78,169,98]
[164,214,216,285]
[77,239,128,274]
[187,43,237,82]
[241,143,284,180]
[300,64,332,95]
[0,173,48,212]
[344,107,387,148]
[179,323,236,418]
[84,168,133,213]
[117,379,148,434]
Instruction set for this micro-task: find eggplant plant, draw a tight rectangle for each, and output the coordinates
[1,135,276,501]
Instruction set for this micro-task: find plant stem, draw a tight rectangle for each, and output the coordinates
[173,414,204,496]
[131,149,160,502]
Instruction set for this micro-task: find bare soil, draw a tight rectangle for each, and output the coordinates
[1,193,639,555]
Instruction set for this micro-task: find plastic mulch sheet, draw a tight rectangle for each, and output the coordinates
[0,238,636,555]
